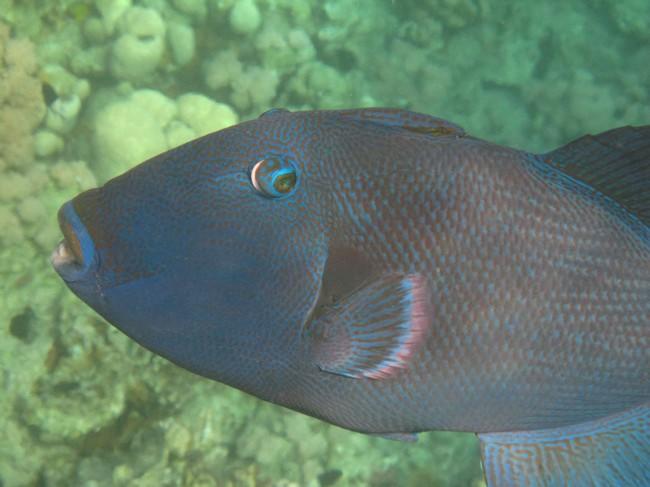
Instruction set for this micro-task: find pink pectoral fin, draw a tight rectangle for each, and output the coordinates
[308,274,432,380]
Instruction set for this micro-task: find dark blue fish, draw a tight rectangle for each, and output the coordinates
[51,108,650,486]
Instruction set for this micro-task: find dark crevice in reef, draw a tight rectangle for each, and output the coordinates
[9,306,36,344]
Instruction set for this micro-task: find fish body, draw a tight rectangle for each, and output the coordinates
[52,108,650,485]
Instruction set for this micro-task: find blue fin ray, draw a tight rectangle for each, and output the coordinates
[479,402,650,486]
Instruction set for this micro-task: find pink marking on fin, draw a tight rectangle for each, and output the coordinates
[365,274,431,379]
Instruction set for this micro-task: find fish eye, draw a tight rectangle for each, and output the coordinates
[250,157,298,198]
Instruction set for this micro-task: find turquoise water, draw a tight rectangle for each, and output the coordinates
[0,1,647,485]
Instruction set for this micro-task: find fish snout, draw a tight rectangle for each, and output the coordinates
[51,201,96,281]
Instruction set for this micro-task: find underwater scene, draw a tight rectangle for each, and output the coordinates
[1,0,649,486]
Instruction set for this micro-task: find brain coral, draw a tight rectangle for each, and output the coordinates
[0,22,46,172]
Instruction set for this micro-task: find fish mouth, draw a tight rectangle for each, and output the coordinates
[51,201,96,280]
[51,238,82,268]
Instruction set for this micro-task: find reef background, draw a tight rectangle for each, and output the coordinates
[0,1,648,486]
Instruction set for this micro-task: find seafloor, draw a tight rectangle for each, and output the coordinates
[0,0,648,486]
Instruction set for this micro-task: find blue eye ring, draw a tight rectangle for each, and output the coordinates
[250,157,299,198]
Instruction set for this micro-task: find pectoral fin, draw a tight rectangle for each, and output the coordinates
[479,402,650,486]
[306,274,431,380]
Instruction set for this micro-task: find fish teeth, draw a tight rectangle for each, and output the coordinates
[50,240,76,267]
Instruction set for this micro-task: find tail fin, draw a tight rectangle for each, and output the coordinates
[541,125,650,226]
[479,402,650,486]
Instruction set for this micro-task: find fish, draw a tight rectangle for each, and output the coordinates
[51,107,650,486]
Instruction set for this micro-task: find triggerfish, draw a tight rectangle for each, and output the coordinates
[51,108,649,486]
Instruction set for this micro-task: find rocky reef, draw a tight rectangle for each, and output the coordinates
[1,0,648,485]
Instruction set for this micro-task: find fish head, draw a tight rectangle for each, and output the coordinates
[51,108,333,392]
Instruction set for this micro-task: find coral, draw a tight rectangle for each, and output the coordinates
[176,92,239,136]
[0,171,31,202]
[45,93,83,134]
[203,49,244,92]
[286,61,354,108]
[231,65,279,111]
[173,0,207,19]
[49,160,97,191]
[0,23,46,170]
[608,0,650,40]
[96,0,132,35]
[0,205,23,243]
[229,0,262,34]
[93,89,173,181]
[418,0,485,29]
[167,21,195,66]
[110,6,166,82]
[255,21,316,71]
[93,89,238,181]
[34,130,65,157]
[203,49,279,112]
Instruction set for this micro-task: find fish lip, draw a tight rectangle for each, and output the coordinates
[50,239,88,283]
[51,239,80,268]
[51,201,97,282]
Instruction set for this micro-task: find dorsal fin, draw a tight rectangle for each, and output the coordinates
[338,108,465,137]
[541,125,650,226]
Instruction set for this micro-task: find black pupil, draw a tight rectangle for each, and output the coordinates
[274,172,296,193]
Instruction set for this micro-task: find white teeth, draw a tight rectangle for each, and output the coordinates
[50,240,76,267]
